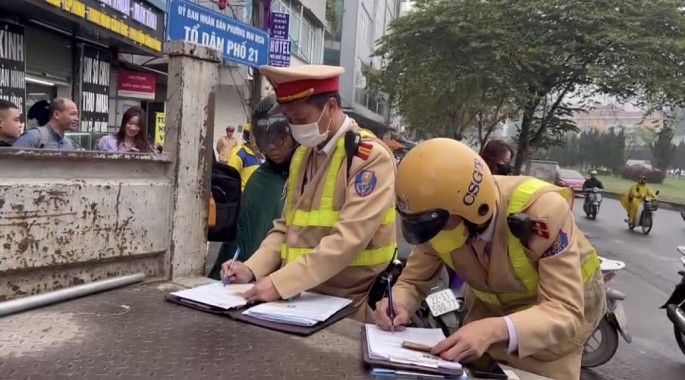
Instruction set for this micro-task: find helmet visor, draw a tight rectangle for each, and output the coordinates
[398,208,450,245]
[253,116,290,152]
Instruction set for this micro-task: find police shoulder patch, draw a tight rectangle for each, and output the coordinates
[542,230,569,258]
[355,141,374,160]
[354,170,377,197]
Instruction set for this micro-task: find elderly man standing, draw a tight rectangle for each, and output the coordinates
[221,64,397,322]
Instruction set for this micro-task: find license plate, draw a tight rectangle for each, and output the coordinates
[613,302,628,331]
[425,289,460,317]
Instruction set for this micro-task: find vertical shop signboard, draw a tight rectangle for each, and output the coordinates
[269,12,291,67]
[80,45,112,133]
[0,21,26,124]
[154,112,166,146]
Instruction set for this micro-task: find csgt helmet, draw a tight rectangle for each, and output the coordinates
[395,138,497,245]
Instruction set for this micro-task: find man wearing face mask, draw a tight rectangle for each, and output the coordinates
[221,64,397,322]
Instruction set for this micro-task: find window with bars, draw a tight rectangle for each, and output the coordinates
[272,0,325,64]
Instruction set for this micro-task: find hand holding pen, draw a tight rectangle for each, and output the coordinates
[220,248,255,285]
[373,276,409,332]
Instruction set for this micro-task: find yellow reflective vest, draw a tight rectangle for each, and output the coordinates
[280,129,397,266]
[429,178,600,306]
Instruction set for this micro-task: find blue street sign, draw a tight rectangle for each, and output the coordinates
[166,0,270,68]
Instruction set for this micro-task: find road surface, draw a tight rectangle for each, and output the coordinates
[574,197,685,379]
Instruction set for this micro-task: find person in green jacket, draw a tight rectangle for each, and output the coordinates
[209,94,297,280]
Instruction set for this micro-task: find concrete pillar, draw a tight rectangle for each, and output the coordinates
[163,41,221,278]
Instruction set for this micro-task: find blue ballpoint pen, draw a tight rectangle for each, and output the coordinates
[222,247,241,286]
[386,274,395,333]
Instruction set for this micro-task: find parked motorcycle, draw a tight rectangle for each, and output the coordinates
[660,246,685,356]
[583,187,603,220]
[581,257,632,368]
[628,190,660,235]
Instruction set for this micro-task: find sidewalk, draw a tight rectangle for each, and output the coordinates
[0,278,366,379]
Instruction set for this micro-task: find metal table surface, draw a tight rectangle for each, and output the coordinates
[0,279,550,380]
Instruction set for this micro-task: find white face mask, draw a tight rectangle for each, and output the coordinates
[289,108,331,148]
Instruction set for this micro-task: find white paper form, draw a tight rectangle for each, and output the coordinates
[170,281,253,310]
[364,324,462,371]
[242,292,352,326]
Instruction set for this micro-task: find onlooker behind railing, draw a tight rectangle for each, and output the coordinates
[97,106,154,153]
[0,99,23,147]
[12,98,80,150]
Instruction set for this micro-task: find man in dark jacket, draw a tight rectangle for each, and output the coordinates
[209,95,297,279]
[582,170,604,189]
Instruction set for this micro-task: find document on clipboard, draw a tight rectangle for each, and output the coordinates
[362,324,463,376]
[168,281,253,310]
[242,292,352,326]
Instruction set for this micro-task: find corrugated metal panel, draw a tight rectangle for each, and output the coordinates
[25,26,72,82]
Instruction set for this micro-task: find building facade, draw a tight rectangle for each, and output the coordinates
[199,0,327,152]
[324,0,401,135]
[0,0,166,150]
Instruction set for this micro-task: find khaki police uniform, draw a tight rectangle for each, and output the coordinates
[244,65,397,323]
[394,176,606,380]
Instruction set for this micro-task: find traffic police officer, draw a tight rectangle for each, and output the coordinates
[222,64,397,322]
[374,138,606,380]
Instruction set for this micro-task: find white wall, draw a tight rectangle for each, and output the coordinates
[213,84,250,154]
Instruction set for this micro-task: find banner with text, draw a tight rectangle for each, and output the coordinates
[0,21,26,123]
[167,0,269,68]
[80,45,112,133]
[118,71,156,100]
[269,12,291,67]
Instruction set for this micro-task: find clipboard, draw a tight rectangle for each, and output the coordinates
[226,303,356,336]
[360,327,463,377]
[164,292,356,336]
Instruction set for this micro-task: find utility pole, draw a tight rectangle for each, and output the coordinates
[249,0,265,114]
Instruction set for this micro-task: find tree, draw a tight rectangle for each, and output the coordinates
[375,0,685,173]
[371,0,521,141]
[651,126,676,170]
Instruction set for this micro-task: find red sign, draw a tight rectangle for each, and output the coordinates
[117,71,156,100]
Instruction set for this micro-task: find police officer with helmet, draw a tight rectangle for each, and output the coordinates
[374,138,606,380]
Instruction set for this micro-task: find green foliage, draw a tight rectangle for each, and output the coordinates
[651,126,677,170]
[544,128,626,174]
[375,0,685,173]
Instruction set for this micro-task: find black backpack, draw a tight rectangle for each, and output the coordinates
[207,153,242,242]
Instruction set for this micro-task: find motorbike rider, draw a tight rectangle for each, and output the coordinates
[621,176,657,225]
[374,138,606,380]
[582,170,604,209]
[582,170,604,190]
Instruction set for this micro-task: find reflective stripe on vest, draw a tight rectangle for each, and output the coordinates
[280,129,396,266]
[432,178,601,306]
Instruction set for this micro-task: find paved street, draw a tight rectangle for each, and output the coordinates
[573,198,685,379]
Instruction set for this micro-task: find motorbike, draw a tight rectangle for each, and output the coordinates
[660,246,685,356]
[581,257,632,368]
[582,187,603,220]
[627,190,660,235]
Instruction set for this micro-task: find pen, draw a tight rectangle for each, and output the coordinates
[222,247,241,287]
[386,273,395,333]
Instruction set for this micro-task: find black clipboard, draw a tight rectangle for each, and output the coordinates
[164,292,356,336]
